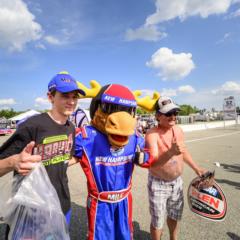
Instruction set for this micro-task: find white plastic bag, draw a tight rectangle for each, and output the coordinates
[0,163,70,240]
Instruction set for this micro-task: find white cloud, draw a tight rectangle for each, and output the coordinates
[0,98,16,105]
[34,97,50,107]
[146,47,195,80]
[228,8,240,18]
[78,98,92,110]
[146,0,233,25]
[0,0,42,52]
[159,85,196,96]
[125,25,167,42]
[216,32,232,44]
[0,106,12,110]
[155,81,240,110]
[44,35,62,45]
[178,85,195,94]
[175,81,240,110]
[161,88,177,97]
[78,98,92,104]
[135,84,236,110]
[0,1,93,51]
[223,32,231,39]
[35,42,46,49]
[134,86,194,99]
[127,0,237,41]
[175,90,216,109]
[212,81,240,95]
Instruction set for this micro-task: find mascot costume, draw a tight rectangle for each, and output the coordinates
[74,81,159,240]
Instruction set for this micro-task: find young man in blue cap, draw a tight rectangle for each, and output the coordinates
[0,71,85,237]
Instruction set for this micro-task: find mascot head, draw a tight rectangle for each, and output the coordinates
[90,84,137,147]
[77,80,160,148]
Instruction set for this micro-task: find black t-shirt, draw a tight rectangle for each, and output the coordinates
[0,113,75,214]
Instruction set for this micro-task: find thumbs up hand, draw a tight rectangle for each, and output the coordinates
[169,138,185,156]
[134,144,145,165]
[14,141,41,176]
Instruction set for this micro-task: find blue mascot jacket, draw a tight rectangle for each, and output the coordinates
[74,125,151,240]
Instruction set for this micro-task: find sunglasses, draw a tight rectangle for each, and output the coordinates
[100,103,136,117]
[161,111,179,117]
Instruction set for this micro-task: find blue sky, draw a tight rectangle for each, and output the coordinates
[1,0,240,111]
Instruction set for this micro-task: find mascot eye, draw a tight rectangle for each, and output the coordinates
[118,105,136,117]
[101,103,112,114]
[101,103,136,117]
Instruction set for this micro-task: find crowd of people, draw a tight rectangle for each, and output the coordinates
[0,72,206,240]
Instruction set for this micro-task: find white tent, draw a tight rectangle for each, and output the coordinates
[83,109,90,122]
[10,110,40,122]
[69,108,91,127]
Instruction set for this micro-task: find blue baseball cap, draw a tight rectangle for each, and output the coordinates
[48,71,85,96]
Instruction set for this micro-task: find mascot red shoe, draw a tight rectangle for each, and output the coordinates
[74,82,159,240]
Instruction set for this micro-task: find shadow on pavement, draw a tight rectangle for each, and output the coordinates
[0,223,7,240]
[221,163,240,174]
[70,203,151,240]
[216,178,240,190]
[70,202,88,240]
[133,221,150,240]
[227,232,240,240]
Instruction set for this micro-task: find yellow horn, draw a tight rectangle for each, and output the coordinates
[59,71,69,74]
[133,90,160,112]
[77,80,101,98]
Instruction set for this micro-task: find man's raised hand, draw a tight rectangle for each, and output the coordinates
[14,141,41,176]
[169,138,186,156]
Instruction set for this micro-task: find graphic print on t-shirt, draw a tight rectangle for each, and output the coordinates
[33,134,73,166]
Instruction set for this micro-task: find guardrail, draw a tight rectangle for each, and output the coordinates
[179,118,239,132]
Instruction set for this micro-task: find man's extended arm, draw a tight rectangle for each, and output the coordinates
[183,149,205,176]
[68,156,80,166]
[0,141,41,177]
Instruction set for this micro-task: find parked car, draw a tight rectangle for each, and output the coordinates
[0,118,12,135]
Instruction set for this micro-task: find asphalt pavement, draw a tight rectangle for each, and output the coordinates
[0,125,240,240]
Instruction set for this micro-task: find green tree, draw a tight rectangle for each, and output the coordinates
[0,108,19,118]
[136,107,149,115]
[179,104,199,116]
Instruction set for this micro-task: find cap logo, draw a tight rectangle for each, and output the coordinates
[61,78,72,83]
[49,84,56,90]
[161,99,172,106]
